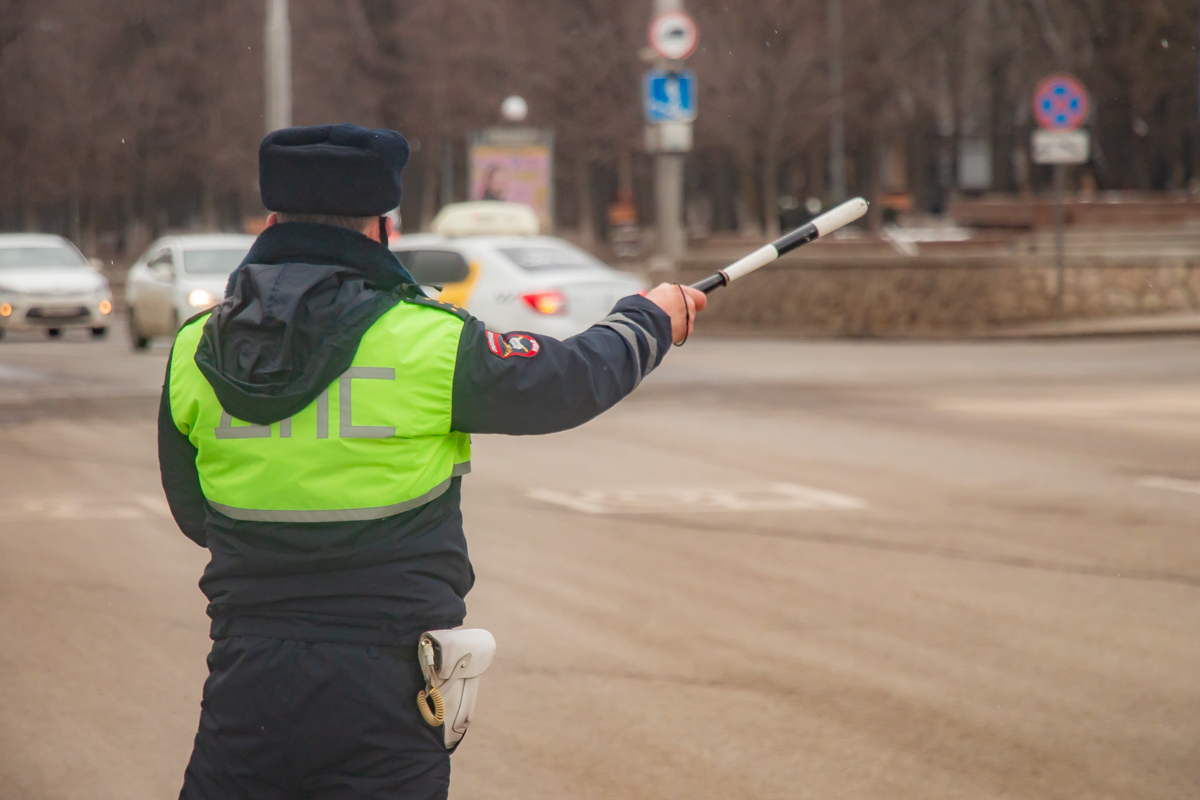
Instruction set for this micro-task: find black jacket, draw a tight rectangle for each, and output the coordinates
[158,222,673,645]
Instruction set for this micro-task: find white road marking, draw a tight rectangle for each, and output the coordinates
[133,494,174,517]
[1137,476,1200,497]
[938,390,1200,420]
[527,482,867,515]
[0,363,45,383]
[0,494,174,522]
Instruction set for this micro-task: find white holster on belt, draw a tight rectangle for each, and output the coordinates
[416,628,496,749]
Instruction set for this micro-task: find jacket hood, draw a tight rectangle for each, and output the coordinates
[194,222,417,426]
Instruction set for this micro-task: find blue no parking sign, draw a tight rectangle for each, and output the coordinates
[644,70,696,123]
[1033,74,1089,131]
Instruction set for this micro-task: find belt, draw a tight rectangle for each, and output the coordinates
[210,614,459,649]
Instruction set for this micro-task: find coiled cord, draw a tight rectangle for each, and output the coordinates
[417,685,445,727]
[417,636,445,727]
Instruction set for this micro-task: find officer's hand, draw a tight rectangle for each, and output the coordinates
[645,283,707,345]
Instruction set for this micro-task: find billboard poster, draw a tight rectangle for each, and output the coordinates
[468,128,554,232]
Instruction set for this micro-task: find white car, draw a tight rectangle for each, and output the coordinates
[391,204,644,337]
[125,234,255,349]
[0,234,114,340]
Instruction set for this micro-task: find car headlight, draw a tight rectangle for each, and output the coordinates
[188,289,217,308]
[0,287,14,318]
[93,286,113,314]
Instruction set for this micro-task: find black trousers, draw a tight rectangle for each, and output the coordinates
[180,636,450,800]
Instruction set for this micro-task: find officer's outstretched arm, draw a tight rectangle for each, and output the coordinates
[451,294,673,435]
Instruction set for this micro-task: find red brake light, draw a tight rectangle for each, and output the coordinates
[521,290,567,315]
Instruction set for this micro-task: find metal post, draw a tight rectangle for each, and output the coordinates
[1053,163,1066,315]
[440,140,454,209]
[656,153,686,258]
[828,0,846,202]
[264,0,292,133]
[654,0,686,261]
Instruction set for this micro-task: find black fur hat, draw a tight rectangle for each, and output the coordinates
[259,124,410,216]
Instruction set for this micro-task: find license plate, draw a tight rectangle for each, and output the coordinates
[41,306,85,319]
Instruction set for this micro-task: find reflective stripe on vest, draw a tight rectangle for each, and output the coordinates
[169,300,470,521]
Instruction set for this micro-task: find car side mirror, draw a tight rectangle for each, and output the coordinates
[88,257,104,272]
[151,262,174,281]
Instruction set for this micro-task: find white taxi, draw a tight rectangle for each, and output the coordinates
[0,234,114,339]
[391,202,644,337]
[125,234,255,349]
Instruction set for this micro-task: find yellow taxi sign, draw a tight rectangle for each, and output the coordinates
[430,202,540,238]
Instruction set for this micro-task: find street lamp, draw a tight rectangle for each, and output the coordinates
[828,0,845,202]
[264,0,292,133]
[501,96,529,123]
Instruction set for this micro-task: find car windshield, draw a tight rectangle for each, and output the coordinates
[183,248,249,275]
[496,244,606,272]
[0,246,87,269]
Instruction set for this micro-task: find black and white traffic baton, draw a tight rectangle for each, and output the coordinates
[690,198,870,294]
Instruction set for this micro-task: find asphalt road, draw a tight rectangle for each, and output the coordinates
[1,322,1197,800]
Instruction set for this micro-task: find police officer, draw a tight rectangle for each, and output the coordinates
[160,123,706,800]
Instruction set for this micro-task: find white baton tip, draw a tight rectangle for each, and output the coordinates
[723,244,779,281]
[812,197,869,238]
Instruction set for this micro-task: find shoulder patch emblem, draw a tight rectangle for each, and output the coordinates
[485,331,541,359]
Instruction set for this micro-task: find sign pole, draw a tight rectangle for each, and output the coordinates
[656,152,685,259]
[1053,163,1066,315]
[1031,74,1090,319]
[647,0,695,264]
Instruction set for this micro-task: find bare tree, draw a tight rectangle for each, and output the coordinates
[693,0,827,237]
[0,0,1197,247]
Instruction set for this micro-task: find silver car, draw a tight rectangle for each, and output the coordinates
[0,234,114,340]
[125,234,254,349]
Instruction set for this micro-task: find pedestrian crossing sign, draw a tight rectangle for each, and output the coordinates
[644,70,696,123]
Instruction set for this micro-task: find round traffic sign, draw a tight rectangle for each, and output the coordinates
[1033,74,1089,131]
[648,10,698,61]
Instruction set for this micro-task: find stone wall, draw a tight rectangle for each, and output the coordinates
[673,254,1200,337]
[949,196,1200,229]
